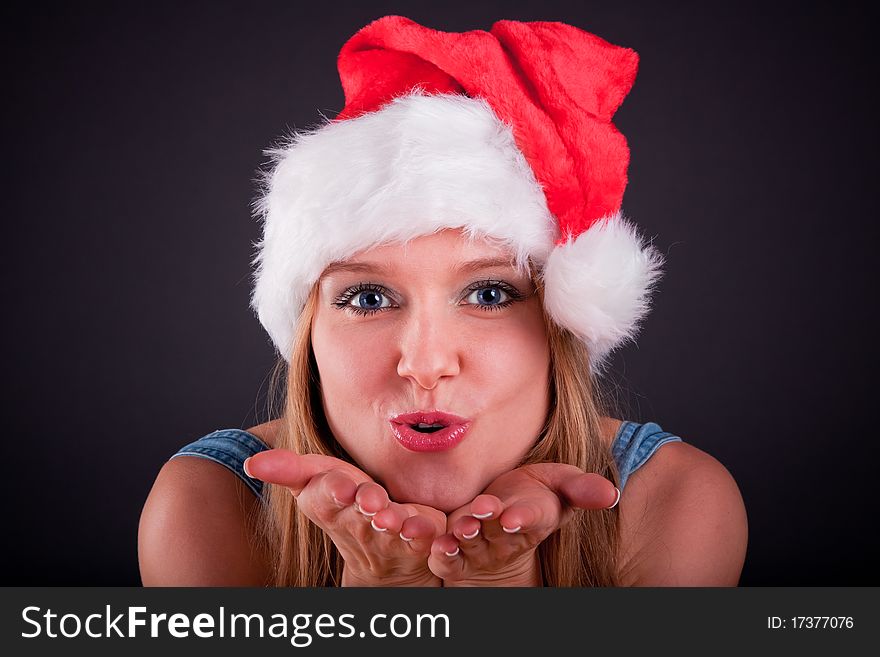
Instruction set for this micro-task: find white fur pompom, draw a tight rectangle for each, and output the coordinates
[541,212,665,375]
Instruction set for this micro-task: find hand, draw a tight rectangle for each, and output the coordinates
[244,449,447,587]
[428,463,620,586]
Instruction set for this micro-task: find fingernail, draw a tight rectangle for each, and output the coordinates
[471,511,493,519]
[242,457,256,479]
[462,528,480,540]
[355,503,376,517]
[370,519,387,532]
[607,486,621,510]
[502,525,522,534]
[399,532,414,542]
[444,547,460,557]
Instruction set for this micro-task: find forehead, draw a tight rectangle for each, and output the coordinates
[321,229,529,278]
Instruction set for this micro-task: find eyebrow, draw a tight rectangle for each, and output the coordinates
[321,256,525,278]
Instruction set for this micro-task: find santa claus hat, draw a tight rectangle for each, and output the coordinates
[250,16,664,376]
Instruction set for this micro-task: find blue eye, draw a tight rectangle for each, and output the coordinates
[464,284,513,311]
[353,289,391,311]
[464,280,526,312]
[333,283,394,316]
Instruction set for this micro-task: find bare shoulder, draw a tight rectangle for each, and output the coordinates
[138,453,273,586]
[616,438,748,586]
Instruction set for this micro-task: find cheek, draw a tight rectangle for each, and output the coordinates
[312,320,394,392]
[466,312,550,391]
[463,314,551,460]
[310,319,399,455]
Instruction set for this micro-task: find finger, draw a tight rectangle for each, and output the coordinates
[354,481,390,517]
[466,494,508,541]
[523,464,619,510]
[427,534,466,581]
[244,449,368,496]
[451,515,483,542]
[369,504,409,535]
[558,472,620,510]
[399,514,439,551]
[450,515,486,555]
[319,469,358,508]
[469,494,505,521]
[295,470,357,529]
[497,499,550,535]
[431,533,462,559]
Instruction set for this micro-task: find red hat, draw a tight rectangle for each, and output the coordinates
[251,16,664,375]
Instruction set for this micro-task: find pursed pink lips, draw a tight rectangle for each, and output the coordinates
[389,411,472,452]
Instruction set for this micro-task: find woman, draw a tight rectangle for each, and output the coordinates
[138,16,747,587]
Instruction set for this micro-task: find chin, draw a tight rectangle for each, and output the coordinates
[384,477,480,514]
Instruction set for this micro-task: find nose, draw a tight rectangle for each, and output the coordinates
[396,306,462,390]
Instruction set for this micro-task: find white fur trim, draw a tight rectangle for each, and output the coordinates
[250,93,557,357]
[541,212,665,375]
[250,93,663,376]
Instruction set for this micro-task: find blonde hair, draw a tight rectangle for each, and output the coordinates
[256,265,622,586]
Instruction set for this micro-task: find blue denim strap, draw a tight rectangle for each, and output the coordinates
[611,421,683,492]
[169,429,270,499]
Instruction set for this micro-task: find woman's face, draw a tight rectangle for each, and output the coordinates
[310,228,551,512]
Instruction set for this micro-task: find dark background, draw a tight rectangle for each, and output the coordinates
[3,0,877,585]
